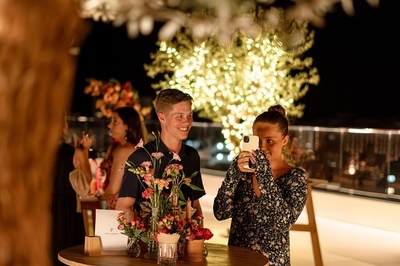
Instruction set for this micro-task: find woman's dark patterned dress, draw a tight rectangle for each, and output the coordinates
[213,150,308,266]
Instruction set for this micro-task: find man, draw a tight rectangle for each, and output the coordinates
[116,89,205,220]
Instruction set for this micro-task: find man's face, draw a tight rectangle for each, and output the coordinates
[158,101,193,141]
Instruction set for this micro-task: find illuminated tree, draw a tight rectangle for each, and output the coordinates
[145,12,319,153]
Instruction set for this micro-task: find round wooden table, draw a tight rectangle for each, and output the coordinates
[59,243,268,265]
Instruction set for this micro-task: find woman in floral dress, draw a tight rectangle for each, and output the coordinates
[213,105,308,266]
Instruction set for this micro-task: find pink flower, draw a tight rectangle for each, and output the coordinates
[140,161,152,169]
[136,139,144,148]
[143,173,153,186]
[151,152,164,160]
[172,152,181,161]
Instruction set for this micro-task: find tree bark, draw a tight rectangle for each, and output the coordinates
[0,0,85,265]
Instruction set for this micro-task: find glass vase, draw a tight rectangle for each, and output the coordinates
[126,237,141,258]
[144,205,159,259]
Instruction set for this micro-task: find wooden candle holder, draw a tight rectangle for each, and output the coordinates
[84,236,102,256]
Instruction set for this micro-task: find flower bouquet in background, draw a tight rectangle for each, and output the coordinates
[84,78,139,118]
[289,137,315,169]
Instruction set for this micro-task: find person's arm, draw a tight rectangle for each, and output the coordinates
[213,158,243,221]
[116,196,137,220]
[253,150,308,232]
[192,199,202,217]
[73,134,93,184]
[73,149,92,184]
[100,147,134,200]
[115,151,143,217]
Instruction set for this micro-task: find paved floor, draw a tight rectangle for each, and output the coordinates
[200,173,400,266]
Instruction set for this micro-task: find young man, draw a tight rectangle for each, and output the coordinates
[116,89,205,220]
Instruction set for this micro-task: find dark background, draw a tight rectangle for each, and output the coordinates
[72,0,400,129]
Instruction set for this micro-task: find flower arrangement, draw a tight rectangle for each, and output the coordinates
[116,211,149,243]
[125,132,203,220]
[155,214,185,242]
[289,137,315,168]
[124,131,205,257]
[84,78,139,118]
[184,215,213,241]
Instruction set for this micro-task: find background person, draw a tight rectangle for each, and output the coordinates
[97,106,148,209]
[213,105,308,266]
[51,115,86,266]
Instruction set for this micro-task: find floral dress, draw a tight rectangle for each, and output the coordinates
[213,150,308,266]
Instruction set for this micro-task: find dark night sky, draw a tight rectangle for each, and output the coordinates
[299,0,400,128]
[72,0,400,129]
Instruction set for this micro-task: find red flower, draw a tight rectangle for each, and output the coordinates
[142,188,154,199]
[202,228,214,240]
[184,215,213,241]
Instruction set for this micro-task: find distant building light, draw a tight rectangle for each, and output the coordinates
[387,175,396,183]
[216,153,224,161]
[348,167,356,175]
[227,154,234,161]
[77,116,88,122]
[386,187,395,195]
[216,142,224,150]
[186,140,194,147]
[348,128,373,134]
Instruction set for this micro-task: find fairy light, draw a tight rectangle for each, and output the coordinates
[145,26,319,154]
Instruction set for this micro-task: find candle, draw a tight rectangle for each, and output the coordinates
[186,198,191,220]
[87,209,94,236]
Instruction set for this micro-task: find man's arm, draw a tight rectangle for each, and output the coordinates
[192,199,202,215]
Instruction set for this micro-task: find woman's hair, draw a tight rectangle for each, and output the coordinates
[253,104,289,137]
[154,88,193,113]
[114,106,148,144]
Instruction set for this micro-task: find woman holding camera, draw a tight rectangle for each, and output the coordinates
[213,105,308,266]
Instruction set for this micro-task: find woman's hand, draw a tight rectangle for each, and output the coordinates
[79,133,93,150]
[237,151,256,173]
[95,188,105,199]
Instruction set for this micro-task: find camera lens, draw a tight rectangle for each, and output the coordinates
[244,136,249,143]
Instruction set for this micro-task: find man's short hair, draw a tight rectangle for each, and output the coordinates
[154,89,193,113]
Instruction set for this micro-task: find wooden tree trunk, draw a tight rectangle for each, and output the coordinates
[0,0,85,265]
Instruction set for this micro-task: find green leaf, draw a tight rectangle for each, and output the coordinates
[190,171,198,178]
[178,189,185,200]
[140,236,150,244]
[188,184,204,191]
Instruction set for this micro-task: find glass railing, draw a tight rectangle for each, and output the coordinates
[67,116,400,201]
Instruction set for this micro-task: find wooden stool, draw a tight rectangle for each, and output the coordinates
[291,179,326,266]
